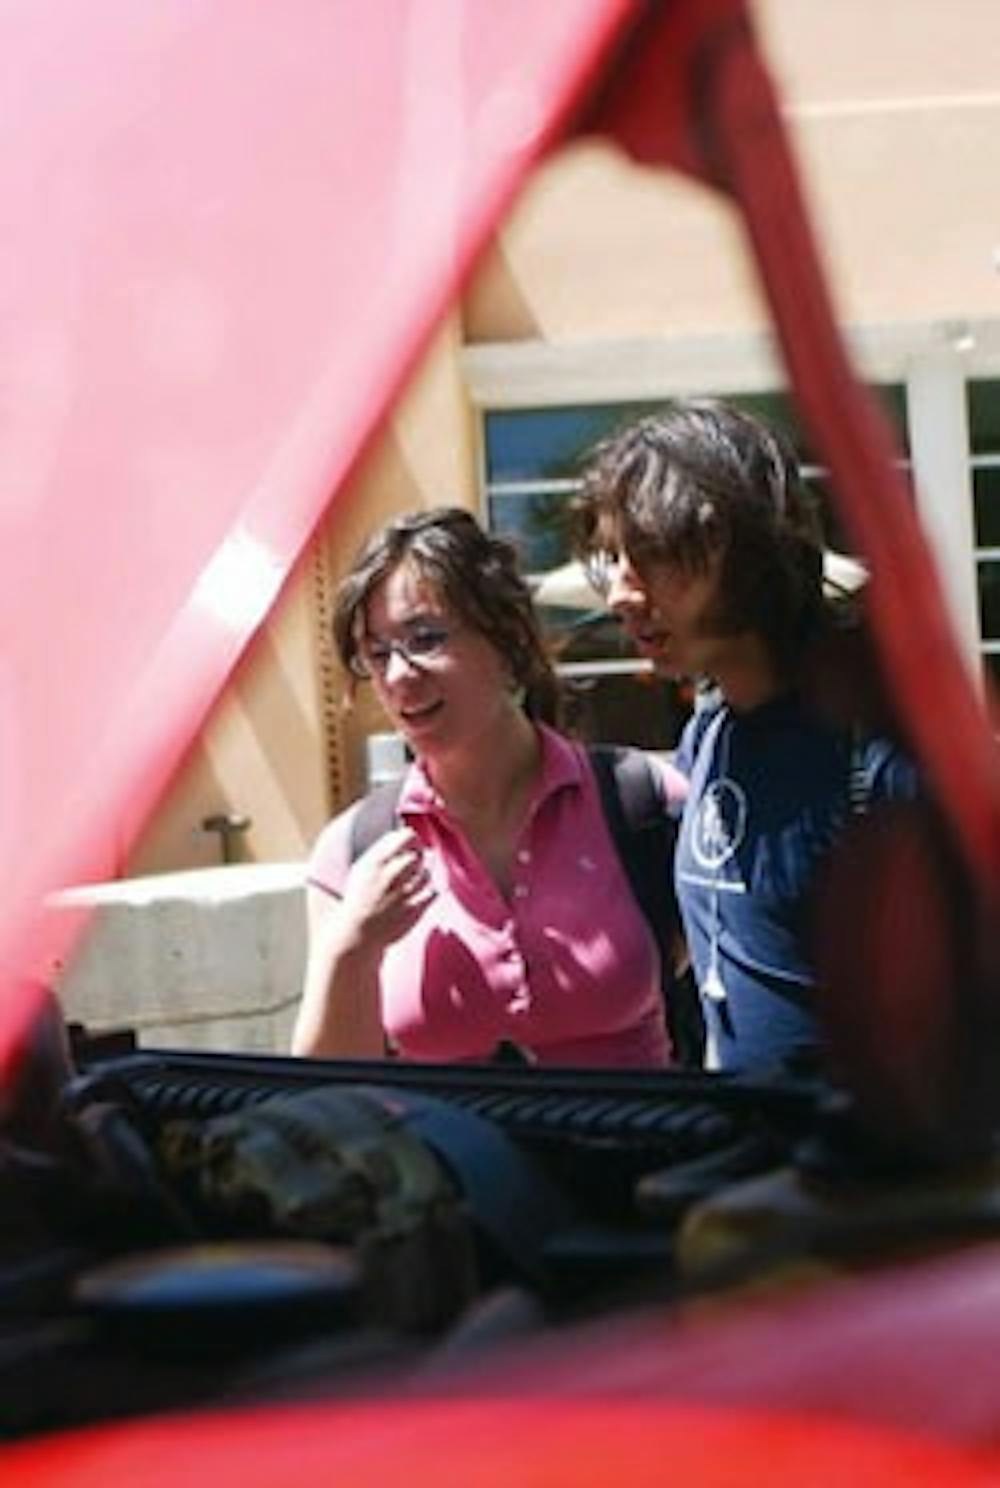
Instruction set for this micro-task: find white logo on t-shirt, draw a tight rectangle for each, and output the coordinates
[691,778,747,870]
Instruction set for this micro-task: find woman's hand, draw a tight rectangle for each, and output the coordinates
[339,825,435,953]
[292,827,434,1060]
[293,828,434,1060]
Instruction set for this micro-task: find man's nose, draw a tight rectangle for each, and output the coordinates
[604,558,647,611]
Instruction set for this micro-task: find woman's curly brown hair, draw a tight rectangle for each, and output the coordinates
[334,506,560,723]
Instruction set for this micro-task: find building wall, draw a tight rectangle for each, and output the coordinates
[318,312,479,807]
[126,313,478,874]
[465,0,1000,343]
[124,543,330,877]
[126,0,1000,877]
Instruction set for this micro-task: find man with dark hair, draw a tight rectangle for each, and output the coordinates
[575,400,917,1073]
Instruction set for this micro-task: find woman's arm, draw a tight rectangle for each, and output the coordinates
[291,826,433,1058]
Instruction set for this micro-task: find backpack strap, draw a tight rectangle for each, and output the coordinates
[348,777,405,862]
[346,779,407,1057]
[588,745,705,1069]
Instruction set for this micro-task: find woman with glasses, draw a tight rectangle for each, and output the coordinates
[292,507,687,1066]
[573,401,918,1075]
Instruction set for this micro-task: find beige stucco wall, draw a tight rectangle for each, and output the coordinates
[124,544,330,878]
[321,313,480,807]
[465,0,1000,346]
[763,0,1000,329]
[125,312,478,877]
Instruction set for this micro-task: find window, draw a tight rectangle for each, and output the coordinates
[970,379,1000,688]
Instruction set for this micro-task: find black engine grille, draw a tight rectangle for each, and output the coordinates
[84,1048,810,1167]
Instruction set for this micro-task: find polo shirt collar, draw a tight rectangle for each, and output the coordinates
[397,723,583,820]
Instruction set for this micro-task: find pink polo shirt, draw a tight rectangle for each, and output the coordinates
[307,726,686,1068]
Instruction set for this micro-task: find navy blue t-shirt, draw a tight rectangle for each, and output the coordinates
[673,694,918,1074]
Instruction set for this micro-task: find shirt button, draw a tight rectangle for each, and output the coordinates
[512,884,529,900]
[517,849,531,865]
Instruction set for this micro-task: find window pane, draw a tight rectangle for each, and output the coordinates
[484,403,660,483]
[489,490,571,571]
[969,381,1000,457]
[977,559,1000,640]
[973,465,1000,548]
[719,384,908,459]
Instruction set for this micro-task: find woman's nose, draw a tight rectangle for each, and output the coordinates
[382,646,420,685]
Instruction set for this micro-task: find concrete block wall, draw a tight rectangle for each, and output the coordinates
[48,863,307,1054]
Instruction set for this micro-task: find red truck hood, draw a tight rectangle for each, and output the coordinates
[4,2,1000,1479]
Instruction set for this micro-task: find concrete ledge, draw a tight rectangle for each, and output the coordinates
[48,863,307,1054]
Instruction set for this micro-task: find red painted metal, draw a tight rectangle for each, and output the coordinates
[3,1398,995,1486]
[443,1242,1000,1445]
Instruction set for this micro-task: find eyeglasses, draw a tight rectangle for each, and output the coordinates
[584,548,656,601]
[583,549,619,599]
[350,621,453,680]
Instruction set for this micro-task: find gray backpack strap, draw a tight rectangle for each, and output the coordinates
[348,777,405,863]
[588,745,705,1069]
[346,779,406,1058]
